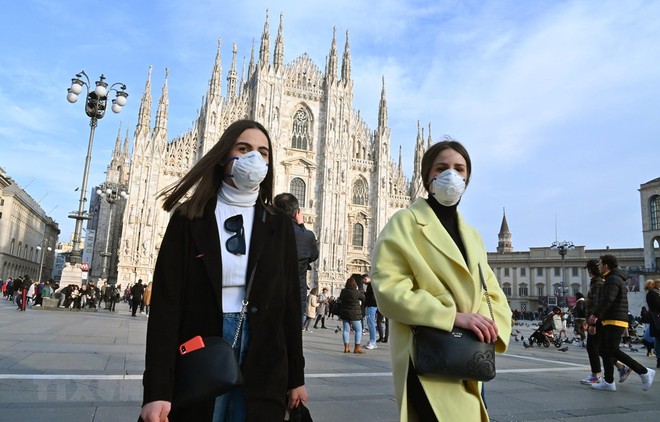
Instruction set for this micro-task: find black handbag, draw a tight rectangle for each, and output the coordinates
[171,265,258,410]
[412,263,496,381]
[172,336,243,410]
[286,403,314,421]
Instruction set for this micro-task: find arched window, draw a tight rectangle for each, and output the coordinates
[352,179,368,205]
[651,195,660,230]
[291,109,310,150]
[290,178,306,207]
[502,283,512,297]
[352,223,364,247]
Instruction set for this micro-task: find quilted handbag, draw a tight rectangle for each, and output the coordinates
[412,263,496,381]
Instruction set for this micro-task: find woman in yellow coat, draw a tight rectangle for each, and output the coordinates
[372,139,511,421]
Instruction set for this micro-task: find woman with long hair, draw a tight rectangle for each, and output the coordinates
[139,119,307,422]
[371,139,511,421]
[338,277,366,353]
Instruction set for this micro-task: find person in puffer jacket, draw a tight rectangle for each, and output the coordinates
[588,254,656,392]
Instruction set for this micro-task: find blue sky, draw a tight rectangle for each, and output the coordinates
[1,0,659,252]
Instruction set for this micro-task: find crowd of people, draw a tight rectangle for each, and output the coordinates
[1,275,58,310]
[0,275,153,316]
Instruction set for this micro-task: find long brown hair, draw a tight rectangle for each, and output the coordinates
[160,119,275,219]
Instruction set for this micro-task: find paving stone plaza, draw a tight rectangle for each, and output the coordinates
[0,299,658,421]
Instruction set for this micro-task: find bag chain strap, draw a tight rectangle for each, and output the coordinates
[231,265,258,349]
[478,263,495,321]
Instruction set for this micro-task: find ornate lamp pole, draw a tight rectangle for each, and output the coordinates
[96,184,128,281]
[36,242,53,283]
[66,71,128,266]
[551,240,574,307]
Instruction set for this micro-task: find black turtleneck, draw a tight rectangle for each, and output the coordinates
[426,197,468,266]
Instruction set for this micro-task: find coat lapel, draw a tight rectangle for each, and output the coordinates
[191,198,224,310]
[246,202,268,281]
[411,199,483,312]
[411,199,469,274]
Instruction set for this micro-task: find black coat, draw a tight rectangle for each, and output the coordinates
[338,288,365,321]
[142,199,304,421]
[292,222,319,309]
[131,282,145,301]
[586,276,605,316]
[647,288,660,337]
[591,268,630,323]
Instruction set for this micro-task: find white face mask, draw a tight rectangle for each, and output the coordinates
[429,168,466,206]
[228,150,269,192]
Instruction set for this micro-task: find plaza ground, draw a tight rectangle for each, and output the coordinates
[0,299,659,421]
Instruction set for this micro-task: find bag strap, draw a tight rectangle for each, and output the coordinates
[231,264,257,349]
[230,207,269,349]
[478,263,495,321]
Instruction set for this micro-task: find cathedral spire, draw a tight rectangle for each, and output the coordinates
[273,12,284,69]
[135,65,153,141]
[248,38,255,78]
[227,43,238,98]
[378,76,388,129]
[497,208,513,253]
[152,68,169,154]
[428,122,433,146]
[398,145,402,172]
[123,125,130,158]
[326,27,338,83]
[341,29,352,83]
[209,39,223,101]
[240,55,246,95]
[113,123,122,157]
[410,120,426,200]
[259,9,271,68]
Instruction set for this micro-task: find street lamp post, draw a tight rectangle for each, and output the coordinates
[36,243,53,283]
[66,71,128,266]
[96,185,128,281]
[551,240,575,308]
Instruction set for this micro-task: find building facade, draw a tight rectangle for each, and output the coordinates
[489,212,646,314]
[0,166,59,282]
[639,177,660,272]
[98,13,427,296]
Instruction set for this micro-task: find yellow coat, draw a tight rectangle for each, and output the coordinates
[372,198,512,422]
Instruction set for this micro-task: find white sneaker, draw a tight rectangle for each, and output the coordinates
[641,368,655,391]
[591,380,616,391]
[365,343,377,350]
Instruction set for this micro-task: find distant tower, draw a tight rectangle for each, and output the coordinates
[497,208,513,253]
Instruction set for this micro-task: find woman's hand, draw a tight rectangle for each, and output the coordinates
[454,312,498,343]
[287,385,309,409]
[140,400,171,422]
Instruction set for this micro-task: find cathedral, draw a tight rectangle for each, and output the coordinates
[92,12,429,296]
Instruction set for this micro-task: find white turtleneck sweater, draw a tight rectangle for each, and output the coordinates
[215,182,258,313]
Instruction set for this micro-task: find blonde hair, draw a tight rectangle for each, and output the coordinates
[646,280,656,291]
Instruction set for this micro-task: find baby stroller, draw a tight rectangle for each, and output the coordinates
[528,311,563,348]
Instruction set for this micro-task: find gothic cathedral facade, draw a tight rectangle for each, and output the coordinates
[101,13,428,295]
